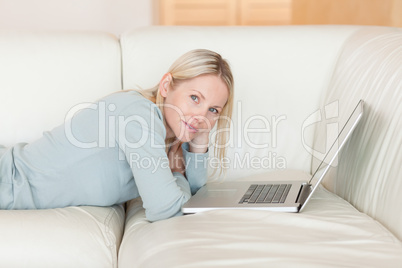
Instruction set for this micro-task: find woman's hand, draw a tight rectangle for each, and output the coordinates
[189,127,210,154]
[168,140,185,175]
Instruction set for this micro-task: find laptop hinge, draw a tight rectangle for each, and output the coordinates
[296,183,311,204]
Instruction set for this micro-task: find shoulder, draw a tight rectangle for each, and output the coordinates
[99,90,152,106]
[99,90,162,120]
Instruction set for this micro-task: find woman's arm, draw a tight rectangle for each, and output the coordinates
[181,142,208,195]
[119,100,192,222]
[167,141,208,195]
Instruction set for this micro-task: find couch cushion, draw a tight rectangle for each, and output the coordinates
[0,205,124,268]
[0,30,122,147]
[313,27,402,240]
[120,25,364,180]
[118,171,402,267]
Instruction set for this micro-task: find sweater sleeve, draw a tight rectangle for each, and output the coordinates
[181,142,208,195]
[119,100,191,222]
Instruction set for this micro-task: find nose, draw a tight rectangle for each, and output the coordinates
[191,108,214,129]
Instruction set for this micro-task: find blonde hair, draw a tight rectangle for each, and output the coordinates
[140,49,234,176]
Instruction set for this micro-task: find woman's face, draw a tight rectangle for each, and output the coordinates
[160,74,229,143]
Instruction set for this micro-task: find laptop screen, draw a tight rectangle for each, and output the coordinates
[299,99,364,211]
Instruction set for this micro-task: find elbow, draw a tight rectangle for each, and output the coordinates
[145,212,166,222]
[146,209,184,222]
[145,194,190,222]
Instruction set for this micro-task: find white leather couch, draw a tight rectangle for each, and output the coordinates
[1,26,401,267]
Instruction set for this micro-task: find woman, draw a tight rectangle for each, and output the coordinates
[0,49,234,221]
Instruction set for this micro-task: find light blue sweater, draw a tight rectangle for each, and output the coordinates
[0,91,208,221]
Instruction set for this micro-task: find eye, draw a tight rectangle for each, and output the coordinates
[191,95,199,103]
[209,108,219,114]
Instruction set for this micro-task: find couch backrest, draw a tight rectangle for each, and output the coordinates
[120,26,363,180]
[0,31,122,147]
[314,27,402,240]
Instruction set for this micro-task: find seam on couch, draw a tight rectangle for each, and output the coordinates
[103,206,120,268]
[118,35,125,90]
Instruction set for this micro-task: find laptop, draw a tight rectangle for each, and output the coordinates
[182,99,364,214]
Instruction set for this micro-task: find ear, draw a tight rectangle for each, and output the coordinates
[159,73,173,98]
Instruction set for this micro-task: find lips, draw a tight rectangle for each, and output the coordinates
[183,120,198,133]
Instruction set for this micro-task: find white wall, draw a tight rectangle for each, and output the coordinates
[0,0,154,36]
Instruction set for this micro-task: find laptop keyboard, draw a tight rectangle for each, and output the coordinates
[239,184,292,204]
